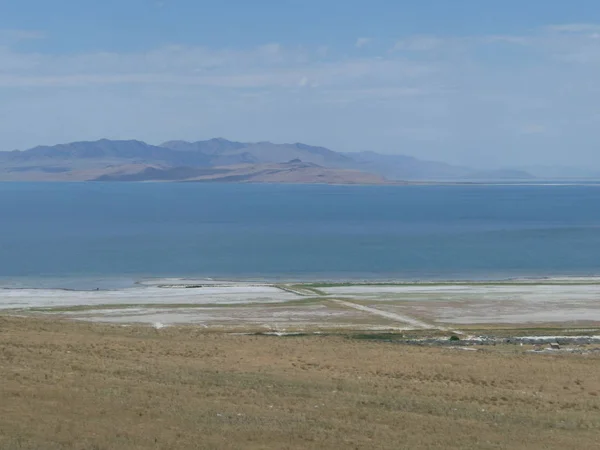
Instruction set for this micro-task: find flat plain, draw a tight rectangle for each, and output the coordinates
[2,280,600,449]
[3,279,600,331]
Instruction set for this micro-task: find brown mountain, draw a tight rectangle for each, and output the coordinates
[0,137,535,183]
[94,160,391,185]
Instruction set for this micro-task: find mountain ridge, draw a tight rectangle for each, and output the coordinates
[0,138,535,183]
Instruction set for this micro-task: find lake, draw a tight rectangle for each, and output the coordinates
[1,182,599,288]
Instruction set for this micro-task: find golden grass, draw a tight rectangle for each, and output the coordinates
[1,316,600,449]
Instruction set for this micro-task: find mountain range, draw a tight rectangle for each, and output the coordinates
[0,138,535,183]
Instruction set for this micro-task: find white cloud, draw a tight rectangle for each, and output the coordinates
[259,43,282,55]
[0,29,45,43]
[355,37,371,48]
[546,23,600,33]
[315,45,329,58]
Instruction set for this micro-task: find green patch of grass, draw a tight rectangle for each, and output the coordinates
[348,332,407,342]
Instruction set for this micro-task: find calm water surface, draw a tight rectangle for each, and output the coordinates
[1,182,599,288]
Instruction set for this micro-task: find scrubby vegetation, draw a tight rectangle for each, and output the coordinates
[1,316,599,449]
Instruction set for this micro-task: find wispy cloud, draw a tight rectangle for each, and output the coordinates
[546,23,600,33]
[355,37,372,48]
[0,43,431,89]
[0,29,45,43]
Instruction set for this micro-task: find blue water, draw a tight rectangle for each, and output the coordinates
[1,182,599,288]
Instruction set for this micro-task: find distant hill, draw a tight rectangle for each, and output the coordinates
[0,139,212,168]
[160,138,248,155]
[160,138,353,167]
[343,151,535,181]
[0,137,535,183]
[94,160,391,184]
[517,165,600,180]
[343,151,470,180]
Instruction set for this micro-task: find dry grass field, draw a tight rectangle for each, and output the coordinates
[1,316,600,450]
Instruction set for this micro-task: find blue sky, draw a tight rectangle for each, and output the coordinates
[2,0,600,168]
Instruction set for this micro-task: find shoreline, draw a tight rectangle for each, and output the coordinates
[2,179,600,186]
[2,274,600,291]
[2,277,600,330]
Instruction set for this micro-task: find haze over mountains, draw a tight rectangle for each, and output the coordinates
[0,138,535,183]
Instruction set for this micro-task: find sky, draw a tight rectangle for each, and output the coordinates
[2,0,600,168]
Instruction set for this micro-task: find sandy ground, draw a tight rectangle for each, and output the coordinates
[2,279,600,330]
[321,283,600,326]
[0,285,297,310]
